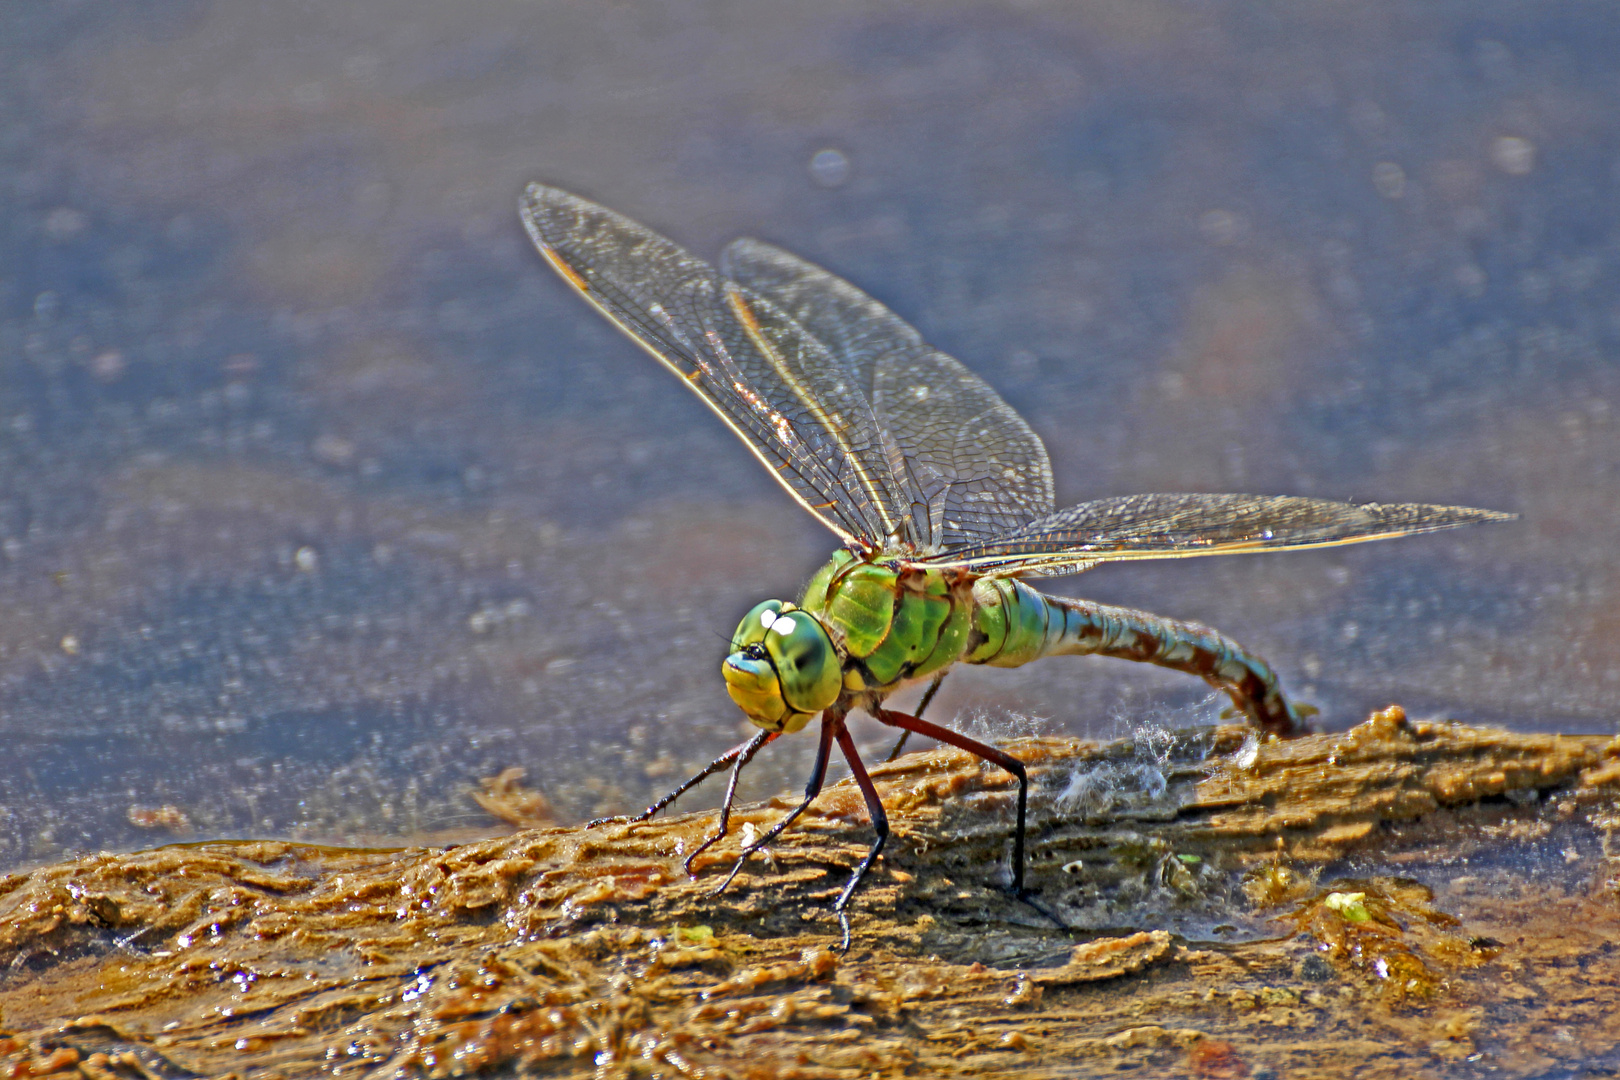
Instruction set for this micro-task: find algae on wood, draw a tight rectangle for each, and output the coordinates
[2,706,1618,1079]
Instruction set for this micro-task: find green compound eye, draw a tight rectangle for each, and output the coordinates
[761,606,840,714]
[722,601,841,732]
[728,600,784,652]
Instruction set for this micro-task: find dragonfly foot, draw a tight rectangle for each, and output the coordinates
[834,908,853,954]
[682,829,731,878]
[586,803,667,829]
[710,853,753,897]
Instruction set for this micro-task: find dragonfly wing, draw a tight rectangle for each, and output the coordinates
[723,238,1054,551]
[522,185,912,546]
[919,493,1515,577]
[872,347,1055,550]
[720,237,920,389]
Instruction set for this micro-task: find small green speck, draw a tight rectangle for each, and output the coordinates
[1323,891,1370,923]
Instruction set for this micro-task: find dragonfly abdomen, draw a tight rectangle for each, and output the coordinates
[966,578,1300,736]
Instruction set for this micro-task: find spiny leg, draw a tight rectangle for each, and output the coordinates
[831,722,888,953]
[882,671,947,762]
[587,730,776,829]
[873,707,1029,896]
[713,709,841,896]
[682,729,777,875]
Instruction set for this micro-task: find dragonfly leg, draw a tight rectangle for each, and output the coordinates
[587,730,776,829]
[713,710,840,896]
[882,672,947,762]
[682,729,777,875]
[831,721,888,953]
[873,707,1029,896]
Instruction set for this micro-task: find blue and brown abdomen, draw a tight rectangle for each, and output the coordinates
[966,576,1298,735]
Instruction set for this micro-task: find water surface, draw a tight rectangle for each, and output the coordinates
[0,2,1615,869]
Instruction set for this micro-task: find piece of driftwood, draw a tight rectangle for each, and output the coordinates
[1,706,1618,1079]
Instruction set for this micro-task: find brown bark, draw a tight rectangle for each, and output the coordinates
[1,706,1618,1079]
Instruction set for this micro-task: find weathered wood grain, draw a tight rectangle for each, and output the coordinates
[1,706,1617,1078]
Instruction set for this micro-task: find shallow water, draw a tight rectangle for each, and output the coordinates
[0,2,1615,898]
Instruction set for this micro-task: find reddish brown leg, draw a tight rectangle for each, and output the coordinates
[882,671,946,762]
[831,722,889,953]
[872,707,1029,895]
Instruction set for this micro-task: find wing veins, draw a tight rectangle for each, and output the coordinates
[523,185,908,544]
[725,287,900,539]
[919,494,1515,577]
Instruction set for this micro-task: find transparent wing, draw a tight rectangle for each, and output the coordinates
[522,185,916,547]
[918,493,1515,577]
[722,238,1054,552]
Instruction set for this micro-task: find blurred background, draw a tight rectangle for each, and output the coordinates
[1,1,1615,869]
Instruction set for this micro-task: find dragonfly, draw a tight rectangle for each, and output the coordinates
[521,184,1512,950]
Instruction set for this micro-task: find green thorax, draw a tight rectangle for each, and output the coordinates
[799,550,977,692]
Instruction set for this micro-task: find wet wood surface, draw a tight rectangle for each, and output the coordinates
[2,706,1618,1079]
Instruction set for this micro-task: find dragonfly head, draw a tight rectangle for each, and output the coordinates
[722,600,842,733]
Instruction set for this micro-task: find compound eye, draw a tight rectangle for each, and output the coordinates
[763,610,841,714]
[731,600,789,651]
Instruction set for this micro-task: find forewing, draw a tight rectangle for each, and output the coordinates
[723,238,1054,551]
[920,493,1515,577]
[522,185,909,546]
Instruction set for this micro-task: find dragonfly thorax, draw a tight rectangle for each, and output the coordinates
[797,551,978,695]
